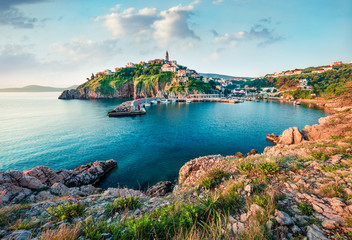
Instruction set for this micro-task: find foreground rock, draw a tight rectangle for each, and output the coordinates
[0,160,117,206]
[267,127,306,145]
[145,181,172,197]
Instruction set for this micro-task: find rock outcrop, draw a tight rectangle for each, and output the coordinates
[0,160,117,206]
[267,127,306,145]
[59,82,134,99]
[145,181,172,197]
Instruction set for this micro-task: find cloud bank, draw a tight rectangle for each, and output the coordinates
[0,0,49,28]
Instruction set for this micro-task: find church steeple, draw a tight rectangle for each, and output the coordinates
[165,51,169,62]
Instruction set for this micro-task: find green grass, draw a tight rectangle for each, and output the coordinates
[209,168,226,180]
[200,177,216,190]
[252,194,271,208]
[297,203,314,216]
[311,151,330,161]
[257,162,279,175]
[320,164,343,172]
[47,203,85,221]
[105,197,141,215]
[238,162,255,172]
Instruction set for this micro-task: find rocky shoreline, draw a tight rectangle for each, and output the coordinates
[1,97,352,239]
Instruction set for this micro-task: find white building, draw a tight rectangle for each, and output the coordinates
[104,69,112,75]
[161,63,178,72]
[126,62,135,68]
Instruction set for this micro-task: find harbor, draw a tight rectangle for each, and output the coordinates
[107,96,256,117]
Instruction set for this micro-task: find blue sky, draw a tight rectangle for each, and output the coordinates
[0,0,351,87]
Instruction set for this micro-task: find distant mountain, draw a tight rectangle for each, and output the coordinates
[199,73,252,80]
[0,85,78,92]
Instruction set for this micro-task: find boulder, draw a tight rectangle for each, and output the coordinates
[306,225,328,240]
[266,133,279,144]
[3,230,32,240]
[145,181,172,197]
[278,127,305,145]
[247,149,258,155]
[275,210,294,226]
[235,152,244,158]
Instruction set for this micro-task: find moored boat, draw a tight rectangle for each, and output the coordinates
[107,108,146,117]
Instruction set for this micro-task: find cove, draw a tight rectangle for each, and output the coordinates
[0,92,326,190]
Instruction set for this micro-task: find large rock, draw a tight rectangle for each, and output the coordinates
[146,181,172,197]
[306,225,328,240]
[275,210,294,226]
[0,160,117,206]
[278,127,306,145]
[3,230,32,240]
[63,159,117,187]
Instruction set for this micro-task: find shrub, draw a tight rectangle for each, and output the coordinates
[311,151,330,161]
[40,223,81,240]
[209,168,226,180]
[319,183,345,198]
[105,197,141,215]
[253,194,270,208]
[47,203,85,221]
[320,164,343,172]
[238,162,254,172]
[0,203,31,227]
[220,192,244,213]
[298,203,314,216]
[257,162,279,174]
[200,177,216,190]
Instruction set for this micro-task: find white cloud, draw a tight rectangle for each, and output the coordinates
[52,38,120,63]
[212,0,223,4]
[215,22,283,47]
[152,3,200,47]
[96,7,157,39]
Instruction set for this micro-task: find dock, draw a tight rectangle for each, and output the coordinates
[107,96,254,117]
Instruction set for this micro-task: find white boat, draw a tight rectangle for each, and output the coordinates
[151,100,158,104]
[294,101,301,105]
[143,102,151,107]
[171,99,177,103]
[161,99,169,104]
[186,99,192,103]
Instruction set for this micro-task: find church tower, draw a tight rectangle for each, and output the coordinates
[165,51,169,62]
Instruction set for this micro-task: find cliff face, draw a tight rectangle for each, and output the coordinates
[59,81,134,99]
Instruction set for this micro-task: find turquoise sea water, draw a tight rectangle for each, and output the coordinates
[0,92,326,189]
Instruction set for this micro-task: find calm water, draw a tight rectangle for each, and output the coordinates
[0,92,325,189]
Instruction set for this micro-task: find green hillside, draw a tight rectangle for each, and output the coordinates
[79,63,215,96]
[249,63,352,99]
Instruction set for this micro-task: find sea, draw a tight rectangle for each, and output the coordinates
[0,92,326,189]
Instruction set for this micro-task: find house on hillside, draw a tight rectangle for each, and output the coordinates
[312,69,324,74]
[330,61,342,66]
[104,69,112,75]
[126,62,135,68]
[261,87,277,93]
[161,63,178,72]
[293,70,302,75]
[298,79,312,90]
[322,66,333,71]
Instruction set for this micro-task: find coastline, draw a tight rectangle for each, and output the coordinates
[1,97,351,239]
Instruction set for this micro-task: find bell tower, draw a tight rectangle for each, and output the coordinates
[165,51,169,62]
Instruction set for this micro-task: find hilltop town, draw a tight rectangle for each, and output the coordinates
[62,53,351,103]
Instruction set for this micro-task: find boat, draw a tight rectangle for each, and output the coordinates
[171,99,177,103]
[143,102,151,107]
[294,101,301,105]
[107,108,146,117]
[151,100,158,104]
[186,99,192,103]
[161,99,169,104]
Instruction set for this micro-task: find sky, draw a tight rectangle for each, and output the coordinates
[0,0,351,88]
